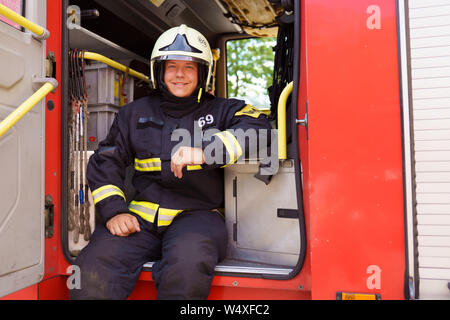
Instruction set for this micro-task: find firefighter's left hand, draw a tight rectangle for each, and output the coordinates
[171,146,205,178]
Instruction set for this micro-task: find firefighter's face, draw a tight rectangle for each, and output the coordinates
[164,60,198,97]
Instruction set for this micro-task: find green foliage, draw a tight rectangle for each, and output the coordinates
[226,37,276,108]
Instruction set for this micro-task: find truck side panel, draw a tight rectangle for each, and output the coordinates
[305,0,405,299]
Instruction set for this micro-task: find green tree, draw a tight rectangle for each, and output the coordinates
[226,37,276,109]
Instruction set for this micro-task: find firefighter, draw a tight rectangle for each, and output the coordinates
[70,24,272,300]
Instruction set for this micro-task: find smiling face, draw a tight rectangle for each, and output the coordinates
[163,60,199,98]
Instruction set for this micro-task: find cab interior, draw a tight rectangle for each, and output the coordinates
[63,0,305,279]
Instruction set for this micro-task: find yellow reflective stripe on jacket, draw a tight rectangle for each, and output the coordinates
[135,158,202,172]
[129,201,184,226]
[91,185,126,205]
[187,165,202,171]
[214,130,243,166]
[234,104,270,119]
[129,200,159,223]
[134,157,162,171]
[158,208,183,226]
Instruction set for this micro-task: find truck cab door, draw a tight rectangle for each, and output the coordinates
[0,0,48,297]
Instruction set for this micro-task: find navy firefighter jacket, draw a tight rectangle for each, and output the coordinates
[87,93,272,230]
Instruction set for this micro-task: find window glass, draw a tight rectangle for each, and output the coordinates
[226,37,276,110]
[0,0,24,31]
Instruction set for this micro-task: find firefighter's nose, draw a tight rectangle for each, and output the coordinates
[176,67,185,77]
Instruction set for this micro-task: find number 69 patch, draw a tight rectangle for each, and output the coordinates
[197,114,214,127]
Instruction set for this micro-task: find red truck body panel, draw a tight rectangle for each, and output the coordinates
[3,0,406,300]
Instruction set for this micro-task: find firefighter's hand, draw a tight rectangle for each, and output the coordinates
[106,213,141,237]
[171,146,205,179]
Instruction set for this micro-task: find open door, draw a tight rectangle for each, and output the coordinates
[0,0,48,297]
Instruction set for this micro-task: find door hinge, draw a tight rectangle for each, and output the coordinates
[46,51,56,78]
[44,195,54,238]
[277,208,299,219]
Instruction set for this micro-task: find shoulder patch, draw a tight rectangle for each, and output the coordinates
[234,104,270,119]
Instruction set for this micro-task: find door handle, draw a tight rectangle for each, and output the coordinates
[0,77,58,138]
[296,101,308,140]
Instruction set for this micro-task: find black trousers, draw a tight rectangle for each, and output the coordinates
[69,210,227,300]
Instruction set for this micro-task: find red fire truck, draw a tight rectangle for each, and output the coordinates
[0,0,449,301]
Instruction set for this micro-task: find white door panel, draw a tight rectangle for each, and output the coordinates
[0,0,47,298]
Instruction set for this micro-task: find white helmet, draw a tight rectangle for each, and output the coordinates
[150,24,213,91]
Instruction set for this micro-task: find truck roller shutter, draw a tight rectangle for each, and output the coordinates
[402,0,450,300]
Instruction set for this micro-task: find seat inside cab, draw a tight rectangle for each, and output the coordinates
[64,0,303,279]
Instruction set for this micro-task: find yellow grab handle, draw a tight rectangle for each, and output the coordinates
[0,82,55,138]
[277,81,293,160]
[0,3,49,40]
[81,52,149,83]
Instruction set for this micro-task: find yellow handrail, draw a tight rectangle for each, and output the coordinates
[277,81,293,160]
[0,3,49,40]
[80,51,149,83]
[0,82,56,138]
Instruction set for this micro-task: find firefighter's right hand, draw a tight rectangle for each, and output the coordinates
[106,213,141,237]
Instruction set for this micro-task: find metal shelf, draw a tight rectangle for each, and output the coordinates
[69,24,147,64]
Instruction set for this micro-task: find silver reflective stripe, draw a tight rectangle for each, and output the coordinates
[134,158,162,171]
[91,185,125,205]
[214,130,243,166]
[158,208,183,226]
[128,200,158,223]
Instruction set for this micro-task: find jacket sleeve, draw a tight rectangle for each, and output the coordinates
[202,100,273,168]
[87,111,132,224]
